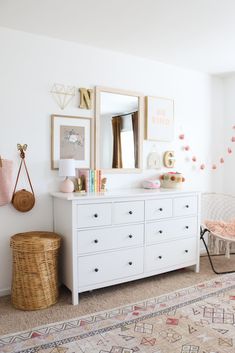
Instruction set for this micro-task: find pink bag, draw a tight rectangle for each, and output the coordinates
[0,158,13,206]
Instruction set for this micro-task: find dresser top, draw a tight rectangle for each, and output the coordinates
[51,188,200,201]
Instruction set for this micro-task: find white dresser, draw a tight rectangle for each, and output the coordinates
[52,189,201,305]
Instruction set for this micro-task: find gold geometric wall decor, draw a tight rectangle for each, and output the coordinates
[79,88,93,109]
[50,83,76,110]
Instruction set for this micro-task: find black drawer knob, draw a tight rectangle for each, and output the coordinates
[185,205,189,208]
[158,255,162,259]
[128,234,133,238]
[159,208,163,211]
[128,261,133,265]
[159,230,163,234]
[185,226,189,229]
[94,239,99,243]
[94,268,99,272]
[94,213,98,218]
[185,249,189,253]
[129,210,133,215]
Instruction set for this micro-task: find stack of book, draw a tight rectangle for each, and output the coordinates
[78,169,102,192]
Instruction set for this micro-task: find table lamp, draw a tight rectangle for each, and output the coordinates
[59,159,75,193]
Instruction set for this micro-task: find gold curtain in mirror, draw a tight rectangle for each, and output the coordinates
[112,116,123,168]
[132,111,138,168]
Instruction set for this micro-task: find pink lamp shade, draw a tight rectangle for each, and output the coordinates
[59,159,75,193]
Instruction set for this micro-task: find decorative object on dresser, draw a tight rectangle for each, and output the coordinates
[59,159,75,193]
[52,189,200,305]
[51,114,93,170]
[147,151,162,169]
[160,172,185,189]
[77,169,102,192]
[163,150,175,168]
[95,86,144,173]
[145,95,174,141]
[142,179,160,189]
[10,231,61,310]
[12,144,35,212]
[0,156,13,206]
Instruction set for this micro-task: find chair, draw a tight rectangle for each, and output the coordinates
[201,193,235,274]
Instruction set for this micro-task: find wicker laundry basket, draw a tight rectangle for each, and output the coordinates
[10,231,61,310]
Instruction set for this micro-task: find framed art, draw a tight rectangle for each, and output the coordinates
[145,96,174,141]
[51,114,92,170]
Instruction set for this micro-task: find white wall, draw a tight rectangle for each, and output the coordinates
[222,74,235,194]
[0,27,221,294]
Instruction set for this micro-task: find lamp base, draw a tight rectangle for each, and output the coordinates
[60,177,74,193]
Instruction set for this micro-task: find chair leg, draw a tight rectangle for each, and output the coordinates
[200,228,235,275]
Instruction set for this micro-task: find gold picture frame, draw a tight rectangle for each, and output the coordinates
[145,96,174,142]
[51,114,93,170]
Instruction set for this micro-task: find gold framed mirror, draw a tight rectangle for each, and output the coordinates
[95,86,144,173]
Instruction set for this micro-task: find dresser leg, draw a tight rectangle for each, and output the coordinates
[72,291,79,305]
[194,262,200,273]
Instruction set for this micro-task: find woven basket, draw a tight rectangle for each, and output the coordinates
[10,231,61,310]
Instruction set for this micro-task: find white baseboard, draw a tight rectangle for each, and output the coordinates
[0,288,11,297]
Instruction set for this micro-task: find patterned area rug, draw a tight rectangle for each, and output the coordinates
[1,275,235,353]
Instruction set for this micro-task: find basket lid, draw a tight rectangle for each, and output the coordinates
[10,231,61,252]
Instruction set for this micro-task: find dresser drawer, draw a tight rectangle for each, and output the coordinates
[145,198,172,220]
[145,237,197,272]
[113,201,144,224]
[78,224,144,254]
[78,247,144,287]
[174,196,197,217]
[146,217,198,244]
[77,203,111,228]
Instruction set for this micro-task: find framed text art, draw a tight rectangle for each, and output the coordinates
[145,96,174,141]
[51,114,92,170]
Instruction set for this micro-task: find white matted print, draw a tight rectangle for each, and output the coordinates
[51,115,92,169]
[145,96,174,141]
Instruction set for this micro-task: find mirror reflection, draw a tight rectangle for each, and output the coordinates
[99,92,139,169]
